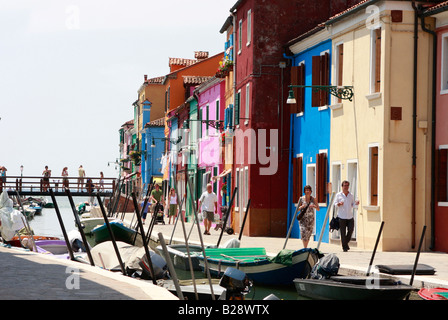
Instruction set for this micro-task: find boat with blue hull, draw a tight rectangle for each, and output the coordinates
[196,247,321,285]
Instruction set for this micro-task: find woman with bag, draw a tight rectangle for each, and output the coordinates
[297,185,320,248]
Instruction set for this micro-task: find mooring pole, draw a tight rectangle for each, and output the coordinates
[65,188,95,266]
[217,187,237,248]
[186,177,215,300]
[238,199,251,242]
[131,192,157,285]
[96,193,127,275]
[49,188,75,261]
[169,195,185,245]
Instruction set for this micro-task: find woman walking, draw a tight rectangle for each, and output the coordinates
[62,167,69,189]
[297,185,320,248]
[168,188,178,224]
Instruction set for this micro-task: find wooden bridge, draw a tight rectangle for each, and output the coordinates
[1,175,116,197]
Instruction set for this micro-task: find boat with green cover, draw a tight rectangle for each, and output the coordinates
[91,221,137,245]
[196,247,320,285]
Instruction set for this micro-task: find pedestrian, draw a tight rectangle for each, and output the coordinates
[149,184,163,223]
[42,166,51,192]
[99,172,104,192]
[198,183,217,235]
[141,197,150,225]
[77,165,86,192]
[297,185,320,248]
[62,167,69,189]
[333,180,359,252]
[168,188,178,224]
[0,166,6,191]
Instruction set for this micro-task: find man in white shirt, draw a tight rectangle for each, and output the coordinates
[198,183,217,235]
[334,180,359,252]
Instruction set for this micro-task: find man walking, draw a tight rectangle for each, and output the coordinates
[78,165,86,192]
[198,183,217,235]
[334,180,359,252]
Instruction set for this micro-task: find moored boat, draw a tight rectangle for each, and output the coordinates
[293,276,417,300]
[155,244,204,271]
[91,220,137,245]
[196,247,320,285]
[418,287,448,300]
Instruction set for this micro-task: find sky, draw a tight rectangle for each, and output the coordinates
[0,0,236,179]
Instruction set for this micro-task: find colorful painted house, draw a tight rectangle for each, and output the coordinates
[423,2,448,253]
[323,0,434,251]
[285,28,332,243]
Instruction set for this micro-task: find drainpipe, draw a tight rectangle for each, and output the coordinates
[411,1,418,249]
[419,8,437,251]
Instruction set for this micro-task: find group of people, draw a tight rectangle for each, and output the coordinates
[140,183,218,236]
[297,181,359,252]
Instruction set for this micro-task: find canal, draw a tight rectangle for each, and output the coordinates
[26,196,301,300]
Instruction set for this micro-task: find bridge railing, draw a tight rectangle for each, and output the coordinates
[0,175,116,196]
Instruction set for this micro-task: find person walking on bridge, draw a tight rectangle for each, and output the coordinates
[77,165,86,192]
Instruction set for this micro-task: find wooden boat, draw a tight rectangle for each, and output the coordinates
[293,276,417,300]
[155,244,204,271]
[418,287,448,300]
[79,217,115,234]
[196,247,320,285]
[8,235,60,248]
[91,221,137,245]
[160,278,225,300]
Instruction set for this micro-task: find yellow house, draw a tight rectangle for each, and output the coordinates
[326,0,433,251]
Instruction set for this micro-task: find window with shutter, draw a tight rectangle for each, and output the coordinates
[235,91,241,125]
[437,148,448,202]
[336,43,344,103]
[369,146,379,206]
[312,53,330,107]
[375,28,382,93]
[316,152,327,203]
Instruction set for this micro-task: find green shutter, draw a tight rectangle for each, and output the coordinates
[235,92,240,125]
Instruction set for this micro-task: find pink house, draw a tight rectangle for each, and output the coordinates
[424,3,448,253]
[196,77,226,217]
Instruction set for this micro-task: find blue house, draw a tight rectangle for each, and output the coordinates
[140,99,165,187]
[285,28,332,244]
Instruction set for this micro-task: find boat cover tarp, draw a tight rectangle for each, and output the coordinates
[376,264,436,275]
[0,192,26,241]
[268,249,295,266]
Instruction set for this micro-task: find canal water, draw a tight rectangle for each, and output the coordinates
[26,196,300,300]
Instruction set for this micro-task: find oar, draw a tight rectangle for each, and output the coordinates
[366,221,385,276]
[283,199,302,250]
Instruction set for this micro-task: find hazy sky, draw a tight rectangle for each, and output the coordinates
[0,0,235,179]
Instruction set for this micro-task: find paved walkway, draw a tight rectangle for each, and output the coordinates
[145,217,448,290]
[0,244,177,300]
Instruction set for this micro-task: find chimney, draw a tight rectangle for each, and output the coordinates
[195,51,209,60]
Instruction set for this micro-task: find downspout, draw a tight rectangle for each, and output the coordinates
[411,1,418,249]
[419,8,437,251]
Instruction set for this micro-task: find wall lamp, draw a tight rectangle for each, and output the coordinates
[151,136,182,148]
[183,119,224,132]
[287,85,354,104]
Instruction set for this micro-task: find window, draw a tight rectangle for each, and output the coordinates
[371,28,382,93]
[369,145,379,206]
[335,43,344,103]
[235,90,241,126]
[331,163,342,194]
[290,62,305,114]
[245,83,250,122]
[292,155,303,203]
[306,164,316,198]
[216,99,220,122]
[235,168,240,210]
[441,34,448,93]
[316,151,328,204]
[437,146,448,203]
[247,10,252,46]
[238,19,243,54]
[312,52,330,107]
[205,104,209,136]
